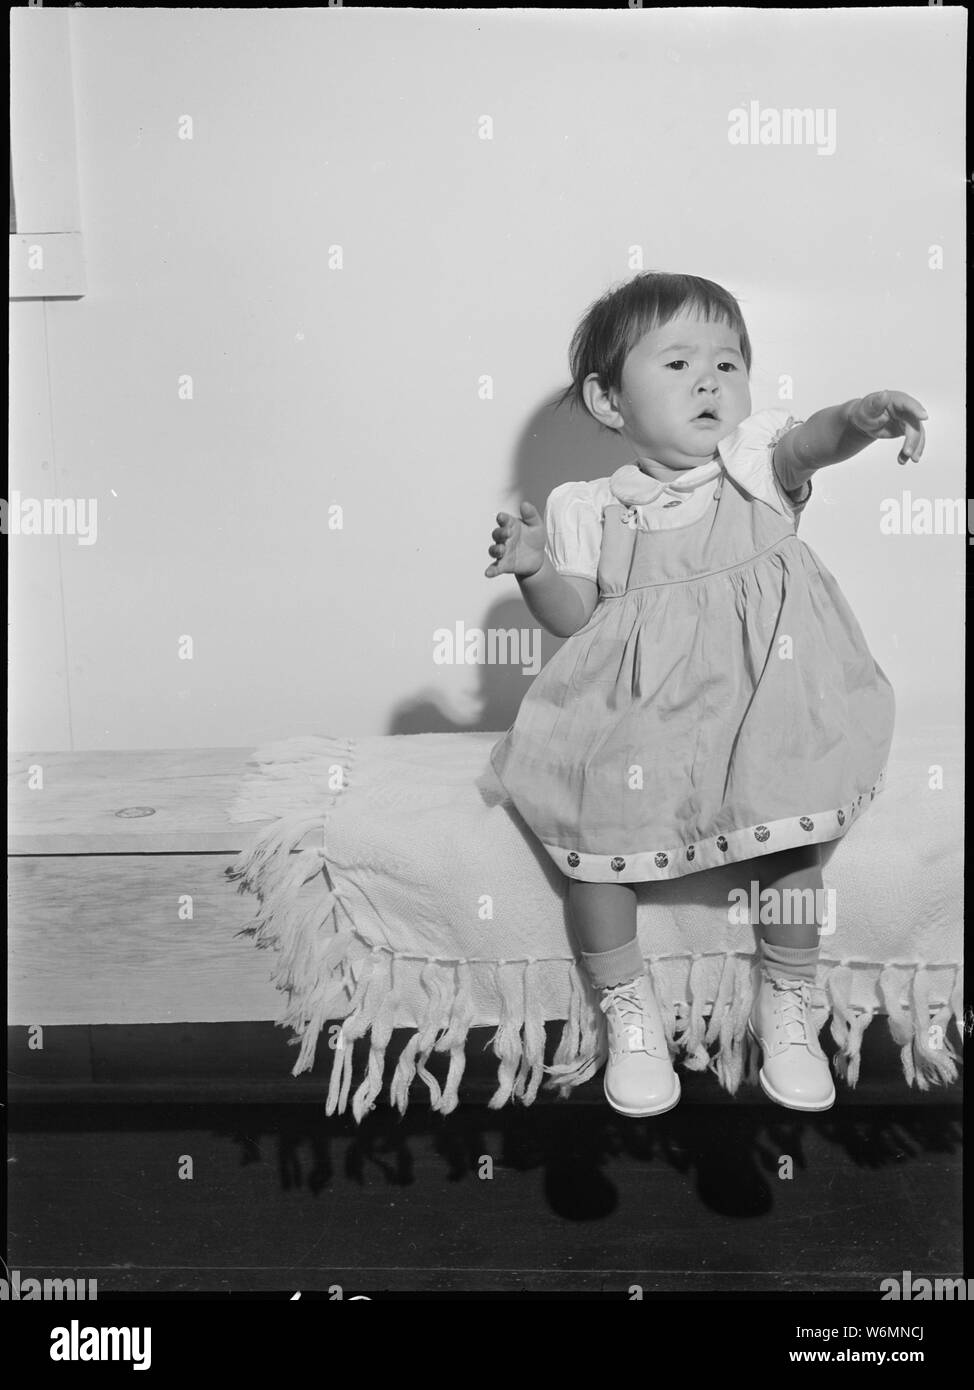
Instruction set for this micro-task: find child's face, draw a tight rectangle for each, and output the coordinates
[613,311,751,471]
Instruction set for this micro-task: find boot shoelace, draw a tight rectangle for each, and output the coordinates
[769,976,814,1045]
[600,978,660,1053]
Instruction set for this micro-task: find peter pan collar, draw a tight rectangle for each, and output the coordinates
[609,456,723,508]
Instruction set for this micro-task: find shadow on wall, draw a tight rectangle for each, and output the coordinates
[389,393,632,737]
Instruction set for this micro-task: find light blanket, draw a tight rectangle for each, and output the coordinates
[226,727,963,1122]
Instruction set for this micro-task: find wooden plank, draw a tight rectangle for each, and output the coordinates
[7,1020,961,1106]
[8,854,281,1024]
[7,1103,962,1293]
[7,748,270,853]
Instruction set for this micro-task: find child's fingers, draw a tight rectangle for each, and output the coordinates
[889,391,928,422]
[487,527,518,562]
[485,502,539,578]
[897,422,923,464]
[897,422,925,465]
[857,390,891,423]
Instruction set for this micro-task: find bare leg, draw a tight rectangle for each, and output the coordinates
[568,880,638,952]
[755,844,823,947]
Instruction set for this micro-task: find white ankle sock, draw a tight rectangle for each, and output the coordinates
[581,937,644,990]
[761,940,819,984]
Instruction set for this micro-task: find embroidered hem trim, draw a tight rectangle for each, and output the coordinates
[547,768,888,883]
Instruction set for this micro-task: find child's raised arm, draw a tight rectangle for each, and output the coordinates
[773,391,928,493]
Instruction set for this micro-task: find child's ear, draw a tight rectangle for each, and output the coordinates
[582,373,623,432]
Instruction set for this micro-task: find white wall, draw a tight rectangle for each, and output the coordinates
[9,7,965,751]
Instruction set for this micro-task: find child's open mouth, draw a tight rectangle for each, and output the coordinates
[693,409,720,422]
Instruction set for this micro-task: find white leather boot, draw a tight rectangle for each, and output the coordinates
[748,971,836,1111]
[599,973,681,1117]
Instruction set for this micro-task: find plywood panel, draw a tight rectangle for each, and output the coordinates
[8,853,280,1024]
[7,747,268,853]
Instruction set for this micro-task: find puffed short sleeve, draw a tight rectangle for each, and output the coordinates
[543,480,603,582]
[717,408,813,524]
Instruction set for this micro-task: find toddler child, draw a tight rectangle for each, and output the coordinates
[485,271,926,1116]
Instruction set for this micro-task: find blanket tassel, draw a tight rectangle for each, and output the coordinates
[543,962,605,1096]
[434,962,475,1114]
[827,963,872,1088]
[513,962,546,1106]
[706,953,752,1094]
[877,964,961,1092]
[388,962,448,1113]
[675,955,712,1073]
[325,952,377,1116]
[488,962,528,1109]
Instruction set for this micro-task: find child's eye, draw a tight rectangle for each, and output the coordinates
[665,359,738,371]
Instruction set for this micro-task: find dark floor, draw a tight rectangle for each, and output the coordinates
[7,1099,962,1295]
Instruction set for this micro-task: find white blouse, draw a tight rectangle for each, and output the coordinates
[544,408,812,583]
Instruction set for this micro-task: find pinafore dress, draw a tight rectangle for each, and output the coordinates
[489,411,895,883]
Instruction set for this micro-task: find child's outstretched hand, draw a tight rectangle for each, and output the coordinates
[485,501,546,579]
[849,390,928,465]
